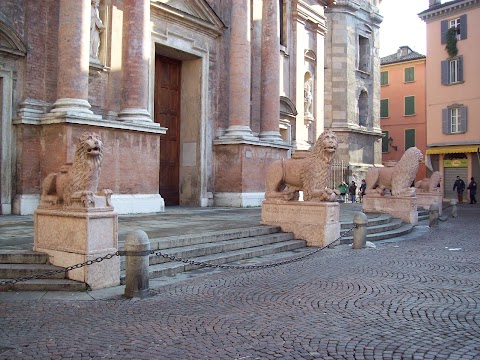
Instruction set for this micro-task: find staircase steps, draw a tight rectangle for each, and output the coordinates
[0,250,87,292]
[418,210,429,221]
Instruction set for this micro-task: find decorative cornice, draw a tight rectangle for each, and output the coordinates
[419,0,480,21]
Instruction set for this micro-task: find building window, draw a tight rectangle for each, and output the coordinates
[404,67,415,82]
[381,71,388,85]
[358,90,368,126]
[382,131,389,153]
[442,106,468,134]
[404,96,415,116]
[358,35,370,72]
[405,129,416,150]
[441,57,463,85]
[279,0,286,46]
[380,99,389,118]
[441,15,467,43]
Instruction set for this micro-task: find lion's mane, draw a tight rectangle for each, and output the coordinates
[41,132,104,207]
[366,147,423,197]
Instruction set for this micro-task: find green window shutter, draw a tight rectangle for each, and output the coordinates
[405,129,416,150]
[405,67,414,82]
[382,131,389,153]
[405,96,415,115]
[381,71,388,85]
[380,99,389,118]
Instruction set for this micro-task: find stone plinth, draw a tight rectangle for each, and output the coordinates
[261,200,340,247]
[34,207,119,289]
[362,195,418,225]
[416,192,443,216]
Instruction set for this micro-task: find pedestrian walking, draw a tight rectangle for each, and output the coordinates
[453,176,466,203]
[467,177,477,204]
[359,179,366,203]
[338,181,348,202]
[349,181,357,203]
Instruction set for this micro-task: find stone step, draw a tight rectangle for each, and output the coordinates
[120,239,306,283]
[340,213,393,229]
[0,278,87,292]
[340,223,415,244]
[143,232,296,267]
[136,225,282,251]
[0,264,67,279]
[0,250,48,264]
[341,218,403,236]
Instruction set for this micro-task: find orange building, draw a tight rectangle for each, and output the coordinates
[380,46,427,180]
[419,0,480,201]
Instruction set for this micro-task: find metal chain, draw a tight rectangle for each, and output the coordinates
[0,252,120,286]
[149,225,358,270]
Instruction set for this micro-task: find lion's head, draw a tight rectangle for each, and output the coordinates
[312,130,338,156]
[75,132,104,164]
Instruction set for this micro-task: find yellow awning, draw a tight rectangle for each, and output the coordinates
[426,145,480,155]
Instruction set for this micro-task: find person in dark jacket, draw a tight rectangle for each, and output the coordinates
[359,179,366,203]
[467,177,477,204]
[453,176,466,203]
[348,181,357,203]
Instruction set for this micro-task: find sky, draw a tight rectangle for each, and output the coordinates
[378,0,430,57]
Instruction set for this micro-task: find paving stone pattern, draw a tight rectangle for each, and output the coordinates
[1,205,479,359]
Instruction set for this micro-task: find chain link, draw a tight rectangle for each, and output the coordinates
[0,251,120,286]
[148,225,358,270]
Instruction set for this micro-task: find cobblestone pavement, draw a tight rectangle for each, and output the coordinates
[1,205,479,359]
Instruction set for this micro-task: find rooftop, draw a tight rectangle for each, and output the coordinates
[381,46,426,65]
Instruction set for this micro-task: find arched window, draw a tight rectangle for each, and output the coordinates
[358,90,368,127]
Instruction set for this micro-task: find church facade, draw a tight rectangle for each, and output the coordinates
[0,0,381,215]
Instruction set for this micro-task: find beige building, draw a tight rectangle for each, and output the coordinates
[419,0,480,200]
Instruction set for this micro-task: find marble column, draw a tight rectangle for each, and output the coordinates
[50,0,93,114]
[222,0,256,140]
[118,0,152,122]
[259,0,283,142]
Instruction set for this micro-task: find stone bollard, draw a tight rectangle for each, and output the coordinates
[352,212,368,249]
[124,230,150,299]
[450,198,458,218]
[429,203,439,227]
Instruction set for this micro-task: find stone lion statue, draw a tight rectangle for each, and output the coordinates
[415,171,442,193]
[265,130,338,202]
[41,132,112,208]
[365,147,423,197]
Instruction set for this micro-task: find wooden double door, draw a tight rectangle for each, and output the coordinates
[155,55,181,206]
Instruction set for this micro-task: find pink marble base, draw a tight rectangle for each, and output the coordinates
[261,200,340,247]
[362,195,418,225]
[34,207,120,289]
[416,192,443,216]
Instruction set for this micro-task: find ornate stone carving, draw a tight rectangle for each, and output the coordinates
[90,0,105,61]
[41,132,112,208]
[265,130,338,202]
[304,78,313,119]
[415,171,442,193]
[365,147,423,197]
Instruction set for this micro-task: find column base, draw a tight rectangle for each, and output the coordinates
[362,195,418,224]
[220,125,258,141]
[259,130,284,143]
[50,98,94,115]
[34,206,120,289]
[117,108,152,122]
[262,199,340,247]
[213,192,265,207]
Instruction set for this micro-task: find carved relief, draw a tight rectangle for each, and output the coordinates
[265,130,339,202]
[365,147,423,197]
[304,77,313,119]
[41,132,112,208]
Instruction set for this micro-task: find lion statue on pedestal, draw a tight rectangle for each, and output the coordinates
[265,130,338,202]
[41,132,112,208]
[415,171,442,193]
[365,147,423,197]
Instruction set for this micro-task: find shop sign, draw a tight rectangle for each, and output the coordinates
[444,159,468,168]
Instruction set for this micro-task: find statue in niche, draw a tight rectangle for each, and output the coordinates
[304,78,313,119]
[90,0,105,61]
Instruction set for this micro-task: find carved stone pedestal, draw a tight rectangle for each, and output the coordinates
[362,195,418,225]
[416,192,443,216]
[261,200,340,247]
[34,206,119,289]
